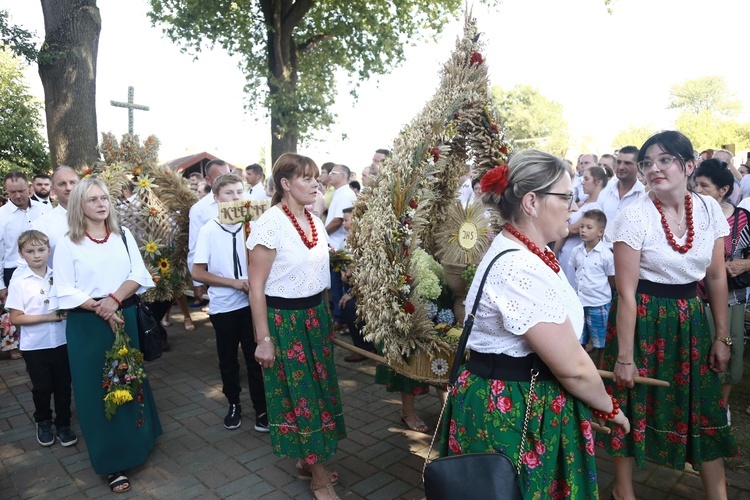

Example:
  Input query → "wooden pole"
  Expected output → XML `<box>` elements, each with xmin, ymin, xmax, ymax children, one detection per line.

<box><xmin>598</xmin><ymin>370</ymin><xmax>670</xmax><ymax>387</ymax></box>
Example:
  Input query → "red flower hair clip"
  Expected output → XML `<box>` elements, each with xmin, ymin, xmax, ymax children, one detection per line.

<box><xmin>480</xmin><ymin>164</ymin><xmax>510</xmax><ymax>195</ymax></box>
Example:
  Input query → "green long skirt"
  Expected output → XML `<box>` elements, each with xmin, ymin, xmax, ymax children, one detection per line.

<box><xmin>440</xmin><ymin>368</ymin><xmax>598</xmax><ymax>499</ymax></box>
<box><xmin>374</xmin><ymin>364</ymin><xmax>430</xmax><ymax>395</ymax></box>
<box><xmin>67</xmin><ymin>306</ymin><xmax>162</xmax><ymax>475</ymax></box>
<box><xmin>265</xmin><ymin>302</ymin><xmax>346</xmax><ymax>464</ymax></box>
<box><xmin>596</xmin><ymin>293</ymin><xmax>738</xmax><ymax>470</ymax></box>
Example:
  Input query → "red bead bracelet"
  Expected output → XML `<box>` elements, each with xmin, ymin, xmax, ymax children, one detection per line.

<box><xmin>592</xmin><ymin>395</ymin><xmax>620</xmax><ymax>421</ymax></box>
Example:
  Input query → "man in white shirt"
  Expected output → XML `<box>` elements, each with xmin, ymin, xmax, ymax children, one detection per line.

<box><xmin>244</xmin><ymin>163</ymin><xmax>270</xmax><ymax>200</ymax></box>
<box><xmin>0</xmin><ymin>171</ymin><xmax>51</xmax><ymax>302</ymax></box>
<box><xmin>31</xmin><ymin>166</ymin><xmax>80</xmax><ymax>262</ymax></box>
<box><xmin>326</xmin><ymin>165</ymin><xmax>357</xmax><ymax>251</ymax></box>
<box><xmin>30</xmin><ymin>174</ymin><xmax>53</xmax><ymax>205</ymax></box>
<box><xmin>326</xmin><ymin>165</ymin><xmax>358</xmax><ymax>327</ymax></box>
<box><xmin>713</xmin><ymin>149</ymin><xmax>742</xmax><ymax>205</ymax></box>
<box><xmin>599</xmin><ymin>146</ymin><xmax>645</xmax><ymax>226</ymax></box>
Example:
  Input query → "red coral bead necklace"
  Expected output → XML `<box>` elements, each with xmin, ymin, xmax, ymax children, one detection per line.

<box><xmin>85</xmin><ymin>227</ymin><xmax>111</xmax><ymax>244</ymax></box>
<box><xmin>281</xmin><ymin>204</ymin><xmax>318</xmax><ymax>249</ymax></box>
<box><xmin>503</xmin><ymin>223</ymin><xmax>561</xmax><ymax>273</ymax></box>
<box><xmin>653</xmin><ymin>193</ymin><xmax>694</xmax><ymax>253</ymax></box>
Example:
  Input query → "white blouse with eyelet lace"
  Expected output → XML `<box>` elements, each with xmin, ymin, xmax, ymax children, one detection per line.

<box><xmin>246</xmin><ymin>205</ymin><xmax>330</xmax><ymax>298</ymax></box>
<box><xmin>605</xmin><ymin>192</ymin><xmax>729</xmax><ymax>284</ymax></box>
<box><xmin>465</xmin><ymin>233</ymin><xmax>584</xmax><ymax>357</ymax></box>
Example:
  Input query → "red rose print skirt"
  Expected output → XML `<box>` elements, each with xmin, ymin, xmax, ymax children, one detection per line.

<box><xmin>597</xmin><ymin>293</ymin><xmax>738</xmax><ymax>470</ymax></box>
<box><xmin>265</xmin><ymin>302</ymin><xmax>346</xmax><ymax>463</ymax></box>
<box><xmin>439</xmin><ymin>369</ymin><xmax>598</xmax><ymax>499</ymax></box>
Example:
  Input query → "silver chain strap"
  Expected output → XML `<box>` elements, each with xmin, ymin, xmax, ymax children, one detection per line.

<box><xmin>516</xmin><ymin>368</ymin><xmax>538</xmax><ymax>475</ymax></box>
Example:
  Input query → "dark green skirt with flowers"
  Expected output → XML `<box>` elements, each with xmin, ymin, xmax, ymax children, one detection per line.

<box><xmin>439</xmin><ymin>368</ymin><xmax>598</xmax><ymax>499</ymax></box>
<box><xmin>596</xmin><ymin>293</ymin><xmax>738</xmax><ymax>470</ymax></box>
<box><xmin>265</xmin><ymin>302</ymin><xmax>346</xmax><ymax>464</ymax></box>
<box><xmin>67</xmin><ymin>306</ymin><xmax>162</xmax><ymax>475</ymax></box>
<box><xmin>374</xmin><ymin>364</ymin><xmax>430</xmax><ymax>395</ymax></box>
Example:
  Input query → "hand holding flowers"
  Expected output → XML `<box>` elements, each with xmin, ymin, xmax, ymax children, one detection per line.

<box><xmin>102</xmin><ymin>312</ymin><xmax>147</xmax><ymax>427</ymax></box>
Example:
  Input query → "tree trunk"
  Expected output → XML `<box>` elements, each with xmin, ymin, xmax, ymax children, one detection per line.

<box><xmin>263</xmin><ymin>0</ymin><xmax>312</xmax><ymax>164</ymax></box>
<box><xmin>38</xmin><ymin>0</ymin><xmax>101</xmax><ymax>169</ymax></box>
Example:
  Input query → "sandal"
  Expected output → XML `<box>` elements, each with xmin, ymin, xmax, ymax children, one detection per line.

<box><xmin>310</xmin><ymin>480</ymin><xmax>340</xmax><ymax>500</ymax></box>
<box><xmin>161</xmin><ymin>317</ymin><xmax>172</xmax><ymax>328</ymax></box>
<box><xmin>10</xmin><ymin>349</ymin><xmax>22</xmax><ymax>360</ymax></box>
<box><xmin>296</xmin><ymin>460</ymin><xmax>339</xmax><ymax>485</ymax></box>
<box><xmin>401</xmin><ymin>412</ymin><xmax>429</xmax><ymax>433</ymax></box>
<box><xmin>107</xmin><ymin>472</ymin><xmax>131</xmax><ymax>493</ymax></box>
<box><xmin>184</xmin><ymin>318</ymin><xmax>195</xmax><ymax>331</ymax></box>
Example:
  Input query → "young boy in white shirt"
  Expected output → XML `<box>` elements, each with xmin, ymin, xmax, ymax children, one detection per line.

<box><xmin>570</xmin><ymin>209</ymin><xmax>615</xmax><ymax>369</ymax></box>
<box><xmin>7</xmin><ymin>230</ymin><xmax>77</xmax><ymax>447</ymax></box>
<box><xmin>192</xmin><ymin>174</ymin><xmax>268</xmax><ymax>432</ymax></box>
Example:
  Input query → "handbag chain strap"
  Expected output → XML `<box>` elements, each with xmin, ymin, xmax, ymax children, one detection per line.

<box><xmin>424</xmin><ymin>248</ymin><xmax>541</xmax><ymax>479</ymax></box>
<box><xmin>730</xmin><ymin>208</ymin><xmax>740</xmax><ymax>259</ymax></box>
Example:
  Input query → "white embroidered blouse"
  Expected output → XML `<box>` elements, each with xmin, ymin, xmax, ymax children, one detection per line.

<box><xmin>465</xmin><ymin>233</ymin><xmax>584</xmax><ymax>357</ymax></box>
<box><xmin>605</xmin><ymin>193</ymin><xmax>729</xmax><ymax>284</ymax></box>
<box><xmin>246</xmin><ymin>205</ymin><xmax>330</xmax><ymax>298</ymax></box>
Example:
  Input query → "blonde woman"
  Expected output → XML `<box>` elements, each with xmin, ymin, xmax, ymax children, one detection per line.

<box><xmin>53</xmin><ymin>178</ymin><xmax>161</xmax><ymax>493</ymax></box>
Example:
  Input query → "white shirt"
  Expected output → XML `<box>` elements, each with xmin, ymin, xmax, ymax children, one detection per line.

<box><xmin>326</xmin><ymin>184</ymin><xmax>357</xmax><ymax>250</ymax></box>
<box><xmin>0</xmin><ymin>200</ymin><xmax>51</xmax><ymax>287</ymax></box>
<box><xmin>570</xmin><ymin>240</ymin><xmax>615</xmax><ymax>307</ymax></box>
<box><xmin>559</xmin><ymin>202</ymin><xmax>601</xmax><ymax>287</ymax></box>
<box><xmin>6</xmin><ymin>265</ymin><xmax>66</xmax><ymax>351</ymax></box>
<box><xmin>465</xmin><ymin>233</ymin><xmax>583</xmax><ymax>357</ymax></box>
<box><xmin>31</xmin><ymin>205</ymin><xmax>69</xmax><ymax>263</ymax></box>
<box><xmin>598</xmin><ymin>179</ymin><xmax>645</xmax><ymax>228</ymax></box>
<box><xmin>606</xmin><ymin>193</ymin><xmax>729</xmax><ymax>284</ymax></box>
<box><xmin>53</xmin><ymin>227</ymin><xmax>154</xmax><ymax>309</ymax></box>
<box><xmin>194</xmin><ymin>219</ymin><xmax>249</xmax><ymax>314</ymax></box>
<box><xmin>188</xmin><ymin>191</ymin><xmax>251</xmax><ymax>285</ymax></box>
<box><xmin>248</xmin><ymin>182</ymin><xmax>270</xmax><ymax>201</ymax></box>
<box><xmin>247</xmin><ymin>205</ymin><xmax>330</xmax><ymax>298</ymax></box>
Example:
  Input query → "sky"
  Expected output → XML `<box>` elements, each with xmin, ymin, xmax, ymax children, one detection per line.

<box><xmin>3</xmin><ymin>0</ymin><xmax>750</xmax><ymax>176</ymax></box>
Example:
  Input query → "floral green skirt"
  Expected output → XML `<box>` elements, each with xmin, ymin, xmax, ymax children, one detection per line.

<box><xmin>265</xmin><ymin>302</ymin><xmax>346</xmax><ymax>464</ymax></box>
<box><xmin>374</xmin><ymin>364</ymin><xmax>430</xmax><ymax>395</ymax></box>
<box><xmin>439</xmin><ymin>368</ymin><xmax>598</xmax><ymax>500</ymax></box>
<box><xmin>596</xmin><ymin>293</ymin><xmax>738</xmax><ymax>470</ymax></box>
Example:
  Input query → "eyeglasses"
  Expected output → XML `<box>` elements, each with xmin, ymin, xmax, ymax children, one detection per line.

<box><xmin>539</xmin><ymin>192</ymin><xmax>575</xmax><ymax>209</ymax></box>
<box><xmin>637</xmin><ymin>155</ymin><xmax>680</xmax><ymax>172</ymax></box>
<box><xmin>329</xmin><ymin>171</ymin><xmax>344</xmax><ymax>176</ymax></box>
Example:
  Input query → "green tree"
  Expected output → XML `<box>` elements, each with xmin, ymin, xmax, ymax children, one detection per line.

<box><xmin>668</xmin><ymin>75</ymin><xmax>741</xmax><ymax>117</ymax></box>
<box><xmin>676</xmin><ymin>110</ymin><xmax>750</xmax><ymax>152</ymax></box>
<box><xmin>491</xmin><ymin>84</ymin><xmax>570</xmax><ymax>157</ymax></box>
<box><xmin>147</xmin><ymin>0</ymin><xmax>498</xmax><ymax>162</ymax></box>
<box><xmin>0</xmin><ymin>49</ymin><xmax>50</xmax><ymax>177</ymax></box>
<box><xmin>0</xmin><ymin>9</ymin><xmax>37</xmax><ymax>63</ymax></box>
<box><xmin>612</xmin><ymin>125</ymin><xmax>658</xmax><ymax>150</ymax></box>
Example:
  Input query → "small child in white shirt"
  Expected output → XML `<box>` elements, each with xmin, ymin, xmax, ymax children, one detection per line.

<box><xmin>569</xmin><ymin>209</ymin><xmax>615</xmax><ymax>368</ymax></box>
<box><xmin>7</xmin><ymin>230</ymin><xmax>77</xmax><ymax>447</ymax></box>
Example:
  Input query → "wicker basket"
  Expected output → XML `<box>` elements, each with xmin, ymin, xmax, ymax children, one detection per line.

<box><xmin>390</xmin><ymin>345</ymin><xmax>457</xmax><ymax>386</ymax></box>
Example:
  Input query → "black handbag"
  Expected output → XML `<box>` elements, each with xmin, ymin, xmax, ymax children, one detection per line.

<box><xmin>423</xmin><ymin>248</ymin><xmax>535</xmax><ymax>500</ymax></box>
<box><xmin>728</xmin><ymin>209</ymin><xmax>750</xmax><ymax>290</ymax></box>
<box><xmin>121</xmin><ymin>231</ymin><xmax>162</xmax><ymax>361</ymax></box>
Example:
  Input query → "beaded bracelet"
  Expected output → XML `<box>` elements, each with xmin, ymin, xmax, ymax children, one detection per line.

<box><xmin>616</xmin><ymin>360</ymin><xmax>634</xmax><ymax>366</ymax></box>
<box><xmin>592</xmin><ymin>395</ymin><xmax>620</xmax><ymax>421</ymax></box>
<box><xmin>108</xmin><ymin>293</ymin><xmax>123</xmax><ymax>307</ymax></box>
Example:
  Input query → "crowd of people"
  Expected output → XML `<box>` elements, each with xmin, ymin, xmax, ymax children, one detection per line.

<box><xmin>0</xmin><ymin>132</ymin><xmax>747</xmax><ymax>498</ymax></box>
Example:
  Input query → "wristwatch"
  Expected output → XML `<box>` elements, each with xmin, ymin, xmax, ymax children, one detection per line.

<box><xmin>262</xmin><ymin>336</ymin><xmax>272</xmax><ymax>343</ymax></box>
<box><xmin>716</xmin><ymin>336</ymin><xmax>733</xmax><ymax>346</ymax></box>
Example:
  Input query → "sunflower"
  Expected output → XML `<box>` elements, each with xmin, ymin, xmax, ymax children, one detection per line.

<box><xmin>158</xmin><ymin>258</ymin><xmax>171</xmax><ymax>274</ymax></box>
<box><xmin>140</xmin><ymin>239</ymin><xmax>162</xmax><ymax>257</ymax></box>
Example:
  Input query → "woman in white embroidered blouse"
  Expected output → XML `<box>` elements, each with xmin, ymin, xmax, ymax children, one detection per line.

<box><xmin>53</xmin><ymin>178</ymin><xmax>160</xmax><ymax>494</ymax></box>
<box><xmin>247</xmin><ymin>154</ymin><xmax>345</xmax><ymax>500</ymax></box>
<box><xmin>599</xmin><ymin>131</ymin><xmax>738</xmax><ymax>500</ymax></box>
<box><xmin>439</xmin><ymin>150</ymin><xmax>629</xmax><ymax>499</ymax></box>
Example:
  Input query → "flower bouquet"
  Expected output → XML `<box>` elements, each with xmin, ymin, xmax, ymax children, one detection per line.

<box><xmin>329</xmin><ymin>248</ymin><xmax>353</xmax><ymax>273</ymax></box>
<box><xmin>102</xmin><ymin>312</ymin><xmax>146</xmax><ymax>426</ymax></box>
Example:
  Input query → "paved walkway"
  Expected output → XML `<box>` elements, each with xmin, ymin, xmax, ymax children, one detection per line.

<box><xmin>2</xmin><ymin>308</ymin><xmax>749</xmax><ymax>499</ymax></box>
